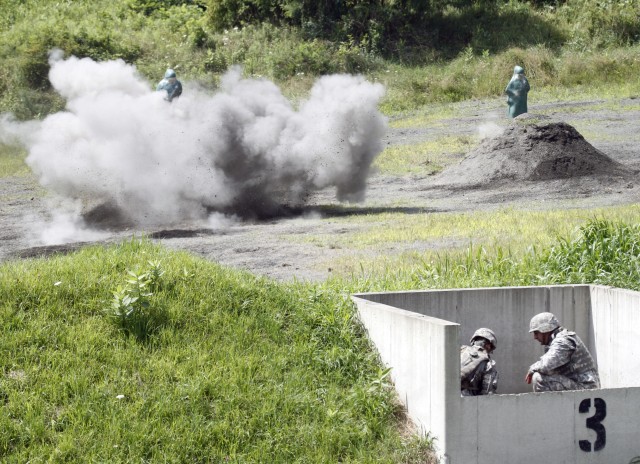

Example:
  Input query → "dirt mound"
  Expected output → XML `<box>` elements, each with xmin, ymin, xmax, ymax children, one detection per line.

<box><xmin>434</xmin><ymin>117</ymin><xmax>630</xmax><ymax>187</ymax></box>
<box><xmin>82</xmin><ymin>202</ymin><xmax>135</xmax><ymax>229</ymax></box>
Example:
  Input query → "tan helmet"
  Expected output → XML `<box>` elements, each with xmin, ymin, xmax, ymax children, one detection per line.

<box><xmin>529</xmin><ymin>312</ymin><xmax>560</xmax><ymax>333</ymax></box>
<box><xmin>470</xmin><ymin>328</ymin><xmax>497</xmax><ymax>350</ymax></box>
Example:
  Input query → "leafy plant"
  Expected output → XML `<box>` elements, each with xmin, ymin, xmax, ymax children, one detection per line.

<box><xmin>106</xmin><ymin>261</ymin><xmax>167</xmax><ymax>341</ymax></box>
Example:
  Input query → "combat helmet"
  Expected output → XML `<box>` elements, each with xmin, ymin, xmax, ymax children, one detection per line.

<box><xmin>470</xmin><ymin>328</ymin><xmax>497</xmax><ymax>350</ymax></box>
<box><xmin>164</xmin><ymin>68</ymin><xmax>177</xmax><ymax>79</ymax></box>
<box><xmin>528</xmin><ymin>312</ymin><xmax>560</xmax><ymax>333</ymax></box>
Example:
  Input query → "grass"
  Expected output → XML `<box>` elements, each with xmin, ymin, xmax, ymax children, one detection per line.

<box><xmin>0</xmin><ymin>240</ymin><xmax>434</xmax><ymax>462</ymax></box>
<box><xmin>2</xmin><ymin>0</ymin><xmax>640</xmax><ymax>459</ymax></box>
<box><xmin>0</xmin><ymin>145</ymin><xmax>29</xmax><ymax>177</ymax></box>
<box><xmin>2</xmin><ymin>1</ymin><xmax>640</xmax><ymax>119</ymax></box>
<box><xmin>329</xmin><ymin>218</ymin><xmax>640</xmax><ymax>293</ymax></box>
<box><xmin>374</xmin><ymin>136</ymin><xmax>475</xmax><ymax>176</ymax></box>
<box><xmin>297</xmin><ymin>205</ymin><xmax>640</xmax><ymax>251</ymax></box>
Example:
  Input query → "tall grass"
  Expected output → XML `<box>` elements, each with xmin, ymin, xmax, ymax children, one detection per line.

<box><xmin>1</xmin><ymin>0</ymin><xmax>640</xmax><ymax>118</ymax></box>
<box><xmin>326</xmin><ymin>218</ymin><xmax>640</xmax><ymax>294</ymax></box>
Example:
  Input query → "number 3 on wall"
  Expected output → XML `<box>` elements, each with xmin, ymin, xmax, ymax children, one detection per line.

<box><xmin>579</xmin><ymin>398</ymin><xmax>607</xmax><ymax>452</ymax></box>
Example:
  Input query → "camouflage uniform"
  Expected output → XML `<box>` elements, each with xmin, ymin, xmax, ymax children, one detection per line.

<box><xmin>461</xmin><ymin>331</ymin><xmax>499</xmax><ymax>396</ymax></box>
<box><xmin>528</xmin><ymin>327</ymin><xmax>600</xmax><ymax>392</ymax></box>
<box><xmin>461</xmin><ymin>353</ymin><xmax>498</xmax><ymax>396</ymax></box>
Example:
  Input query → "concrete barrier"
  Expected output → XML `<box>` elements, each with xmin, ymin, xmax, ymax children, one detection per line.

<box><xmin>352</xmin><ymin>285</ymin><xmax>640</xmax><ymax>463</ymax></box>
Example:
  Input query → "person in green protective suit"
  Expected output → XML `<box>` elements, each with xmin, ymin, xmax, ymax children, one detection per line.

<box><xmin>505</xmin><ymin>65</ymin><xmax>530</xmax><ymax>118</ymax></box>
<box><xmin>157</xmin><ymin>68</ymin><xmax>182</xmax><ymax>102</ymax></box>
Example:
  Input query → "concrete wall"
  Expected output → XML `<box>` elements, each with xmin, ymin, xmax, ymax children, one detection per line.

<box><xmin>354</xmin><ymin>285</ymin><xmax>595</xmax><ymax>395</ymax></box>
<box><xmin>456</xmin><ymin>388</ymin><xmax>640</xmax><ymax>464</ymax></box>
<box><xmin>352</xmin><ymin>285</ymin><xmax>640</xmax><ymax>463</ymax></box>
<box><xmin>354</xmin><ymin>299</ymin><xmax>458</xmax><ymax>447</ymax></box>
<box><xmin>590</xmin><ymin>286</ymin><xmax>640</xmax><ymax>388</ymax></box>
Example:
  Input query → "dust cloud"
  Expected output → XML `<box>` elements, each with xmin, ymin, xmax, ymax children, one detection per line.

<box><xmin>2</xmin><ymin>52</ymin><xmax>387</xmax><ymax>233</ymax></box>
<box><xmin>477</xmin><ymin>121</ymin><xmax>504</xmax><ymax>140</ymax></box>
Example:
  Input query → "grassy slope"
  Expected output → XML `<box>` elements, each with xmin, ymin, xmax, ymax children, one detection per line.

<box><xmin>0</xmin><ymin>240</ymin><xmax>431</xmax><ymax>462</ymax></box>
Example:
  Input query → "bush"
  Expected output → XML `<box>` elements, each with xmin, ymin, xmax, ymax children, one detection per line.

<box><xmin>555</xmin><ymin>0</ymin><xmax>640</xmax><ymax>49</ymax></box>
<box><xmin>129</xmin><ymin>0</ymin><xmax>206</xmax><ymax>15</ymax></box>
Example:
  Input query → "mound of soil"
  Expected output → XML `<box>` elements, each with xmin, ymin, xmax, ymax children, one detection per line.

<box><xmin>434</xmin><ymin>116</ymin><xmax>630</xmax><ymax>186</ymax></box>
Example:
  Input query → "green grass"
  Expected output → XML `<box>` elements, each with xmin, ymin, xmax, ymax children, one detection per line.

<box><xmin>3</xmin><ymin>0</ymin><xmax>640</xmax><ymax>459</ymax></box>
<box><xmin>298</xmin><ymin>205</ymin><xmax>640</xmax><ymax>250</ymax></box>
<box><xmin>292</xmin><ymin>205</ymin><xmax>640</xmax><ymax>278</ymax></box>
<box><xmin>0</xmin><ymin>240</ymin><xmax>433</xmax><ymax>463</ymax></box>
<box><xmin>328</xmin><ymin>218</ymin><xmax>640</xmax><ymax>294</ymax></box>
<box><xmin>2</xmin><ymin>0</ymin><xmax>640</xmax><ymax>118</ymax></box>
<box><xmin>374</xmin><ymin>136</ymin><xmax>475</xmax><ymax>176</ymax></box>
<box><xmin>0</xmin><ymin>145</ymin><xmax>29</xmax><ymax>177</ymax></box>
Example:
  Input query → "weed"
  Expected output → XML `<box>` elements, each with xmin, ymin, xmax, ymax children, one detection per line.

<box><xmin>105</xmin><ymin>261</ymin><xmax>166</xmax><ymax>342</ymax></box>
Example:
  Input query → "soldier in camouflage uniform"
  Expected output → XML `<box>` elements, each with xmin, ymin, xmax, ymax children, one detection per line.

<box><xmin>525</xmin><ymin>312</ymin><xmax>600</xmax><ymax>392</ymax></box>
<box><xmin>461</xmin><ymin>328</ymin><xmax>499</xmax><ymax>396</ymax></box>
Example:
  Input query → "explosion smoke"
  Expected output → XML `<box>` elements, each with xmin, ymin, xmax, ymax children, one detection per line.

<box><xmin>2</xmin><ymin>53</ymin><xmax>386</xmax><ymax>227</ymax></box>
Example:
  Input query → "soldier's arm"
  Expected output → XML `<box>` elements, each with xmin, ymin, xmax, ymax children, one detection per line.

<box><xmin>482</xmin><ymin>364</ymin><xmax>498</xmax><ymax>394</ymax></box>
<box><xmin>529</xmin><ymin>337</ymin><xmax>576</xmax><ymax>374</ymax></box>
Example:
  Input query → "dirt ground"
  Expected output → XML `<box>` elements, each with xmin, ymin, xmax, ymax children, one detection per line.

<box><xmin>2</xmin><ymin>96</ymin><xmax>640</xmax><ymax>281</ymax></box>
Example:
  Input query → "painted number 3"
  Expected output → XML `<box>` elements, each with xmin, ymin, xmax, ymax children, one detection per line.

<box><xmin>579</xmin><ymin>398</ymin><xmax>606</xmax><ymax>452</ymax></box>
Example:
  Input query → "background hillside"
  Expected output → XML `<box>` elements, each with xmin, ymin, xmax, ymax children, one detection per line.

<box><xmin>1</xmin><ymin>0</ymin><xmax>639</xmax><ymax>119</ymax></box>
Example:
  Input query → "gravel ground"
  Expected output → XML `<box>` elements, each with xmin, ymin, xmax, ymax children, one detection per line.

<box><xmin>2</xmin><ymin>96</ymin><xmax>640</xmax><ymax>281</ymax></box>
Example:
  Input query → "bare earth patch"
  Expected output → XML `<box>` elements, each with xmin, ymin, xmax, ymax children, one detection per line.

<box><xmin>2</xmin><ymin>97</ymin><xmax>640</xmax><ymax>281</ymax></box>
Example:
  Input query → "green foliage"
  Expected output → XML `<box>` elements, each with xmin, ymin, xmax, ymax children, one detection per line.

<box><xmin>206</xmin><ymin>0</ymin><xmax>284</xmax><ymax>30</ymax></box>
<box><xmin>106</xmin><ymin>261</ymin><xmax>167</xmax><ymax>342</ymax></box>
<box><xmin>202</xmin><ymin>23</ymin><xmax>382</xmax><ymax>79</ymax></box>
<box><xmin>1</xmin><ymin>0</ymin><xmax>640</xmax><ymax>117</ymax></box>
<box><xmin>128</xmin><ymin>0</ymin><xmax>206</xmax><ymax>15</ymax></box>
<box><xmin>0</xmin><ymin>240</ymin><xmax>430</xmax><ymax>461</ymax></box>
<box><xmin>537</xmin><ymin>219</ymin><xmax>640</xmax><ymax>288</ymax></box>
<box><xmin>337</xmin><ymin>218</ymin><xmax>640</xmax><ymax>294</ymax></box>
<box><xmin>554</xmin><ymin>0</ymin><xmax>640</xmax><ymax>49</ymax></box>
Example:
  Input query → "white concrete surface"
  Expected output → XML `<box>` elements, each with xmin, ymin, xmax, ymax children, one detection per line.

<box><xmin>352</xmin><ymin>285</ymin><xmax>640</xmax><ymax>463</ymax></box>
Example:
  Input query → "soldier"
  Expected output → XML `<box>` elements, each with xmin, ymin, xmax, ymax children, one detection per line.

<box><xmin>156</xmin><ymin>68</ymin><xmax>183</xmax><ymax>102</ymax></box>
<box><xmin>505</xmin><ymin>65</ymin><xmax>530</xmax><ymax>118</ymax></box>
<box><xmin>525</xmin><ymin>312</ymin><xmax>600</xmax><ymax>392</ymax></box>
<box><xmin>461</xmin><ymin>328</ymin><xmax>498</xmax><ymax>396</ymax></box>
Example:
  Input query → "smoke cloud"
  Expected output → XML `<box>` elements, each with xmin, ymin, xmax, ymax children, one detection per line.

<box><xmin>2</xmin><ymin>53</ymin><xmax>387</xmax><ymax>227</ymax></box>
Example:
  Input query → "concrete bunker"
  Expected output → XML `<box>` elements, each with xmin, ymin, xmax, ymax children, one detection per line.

<box><xmin>352</xmin><ymin>285</ymin><xmax>640</xmax><ymax>463</ymax></box>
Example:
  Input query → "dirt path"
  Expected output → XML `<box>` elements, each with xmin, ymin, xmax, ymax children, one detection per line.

<box><xmin>2</xmin><ymin>97</ymin><xmax>640</xmax><ymax>281</ymax></box>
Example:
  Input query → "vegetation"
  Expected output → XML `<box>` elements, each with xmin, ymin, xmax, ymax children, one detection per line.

<box><xmin>374</xmin><ymin>135</ymin><xmax>473</xmax><ymax>175</ymax></box>
<box><xmin>0</xmin><ymin>240</ymin><xmax>433</xmax><ymax>462</ymax></box>
<box><xmin>1</xmin><ymin>0</ymin><xmax>640</xmax><ymax>461</ymax></box>
<box><xmin>339</xmin><ymin>218</ymin><xmax>640</xmax><ymax>293</ymax></box>
<box><xmin>0</xmin><ymin>145</ymin><xmax>29</xmax><ymax>177</ymax></box>
<box><xmin>1</xmin><ymin>0</ymin><xmax>639</xmax><ymax>118</ymax></box>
